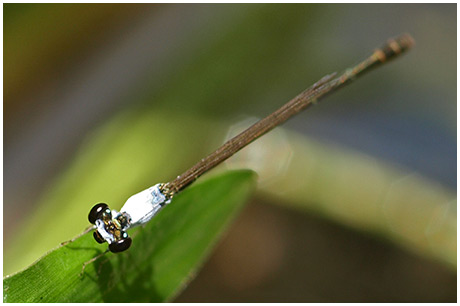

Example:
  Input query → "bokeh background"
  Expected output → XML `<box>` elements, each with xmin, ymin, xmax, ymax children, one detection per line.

<box><xmin>4</xmin><ymin>3</ymin><xmax>456</xmax><ymax>302</ymax></box>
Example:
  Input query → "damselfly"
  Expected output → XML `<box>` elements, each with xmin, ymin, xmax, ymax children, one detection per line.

<box><xmin>87</xmin><ymin>33</ymin><xmax>414</xmax><ymax>253</ymax></box>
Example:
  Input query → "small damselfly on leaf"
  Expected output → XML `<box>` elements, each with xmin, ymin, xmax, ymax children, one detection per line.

<box><xmin>87</xmin><ymin>33</ymin><xmax>415</xmax><ymax>253</ymax></box>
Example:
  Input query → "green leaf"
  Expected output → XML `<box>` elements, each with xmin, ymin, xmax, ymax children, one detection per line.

<box><xmin>4</xmin><ymin>170</ymin><xmax>256</xmax><ymax>302</ymax></box>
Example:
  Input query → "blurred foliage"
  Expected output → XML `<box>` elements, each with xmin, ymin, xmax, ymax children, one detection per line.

<box><xmin>4</xmin><ymin>3</ymin><xmax>146</xmax><ymax>112</ymax></box>
<box><xmin>225</xmin><ymin>128</ymin><xmax>456</xmax><ymax>267</ymax></box>
<box><xmin>140</xmin><ymin>4</ymin><xmax>321</xmax><ymax>116</ymax></box>
<box><xmin>4</xmin><ymin>170</ymin><xmax>256</xmax><ymax>302</ymax></box>
<box><xmin>4</xmin><ymin>4</ymin><xmax>456</xmax><ymax>300</ymax></box>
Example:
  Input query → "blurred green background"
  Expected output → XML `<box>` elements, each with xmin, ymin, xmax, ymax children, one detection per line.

<box><xmin>4</xmin><ymin>4</ymin><xmax>456</xmax><ymax>302</ymax></box>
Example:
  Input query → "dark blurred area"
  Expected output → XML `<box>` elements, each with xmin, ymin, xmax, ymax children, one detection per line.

<box><xmin>178</xmin><ymin>201</ymin><xmax>456</xmax><ymax>302</ymax></box>
<box><xmin>4</xmin><ymin>4</ymin><xmax>456</xmax><ymax>302</ymax></box>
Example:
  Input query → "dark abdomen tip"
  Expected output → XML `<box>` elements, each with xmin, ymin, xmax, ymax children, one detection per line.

<box><xmin>375</xmin><ymin>33</ymin><xmax>415</xmax><ymax>62</ymax></box>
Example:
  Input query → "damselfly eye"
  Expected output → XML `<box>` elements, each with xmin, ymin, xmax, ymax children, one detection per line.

<box><xmin>88</xmin><ymin>203</ymin><xmax>109</xmax><ymax>224</ymax></box>
<box><xmin>109</xmin><ymin>237</ymin><xmax>132</xmax><ymax>253</ymax></box>
<box><xmin>93</xmin><ymin>230</ymin><xmax>105</xmax><ymax>244</ymax></box>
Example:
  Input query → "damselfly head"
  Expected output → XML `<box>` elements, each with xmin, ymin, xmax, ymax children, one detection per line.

<box><xmin>88</xmin><ymin>203</ymin><xmax>132</xmax><ymax>253</ymax></box>
<box><xmin>87</xmin><ymin>184</ymin><xmax>171</xmax><ymax>253</ymax></box>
